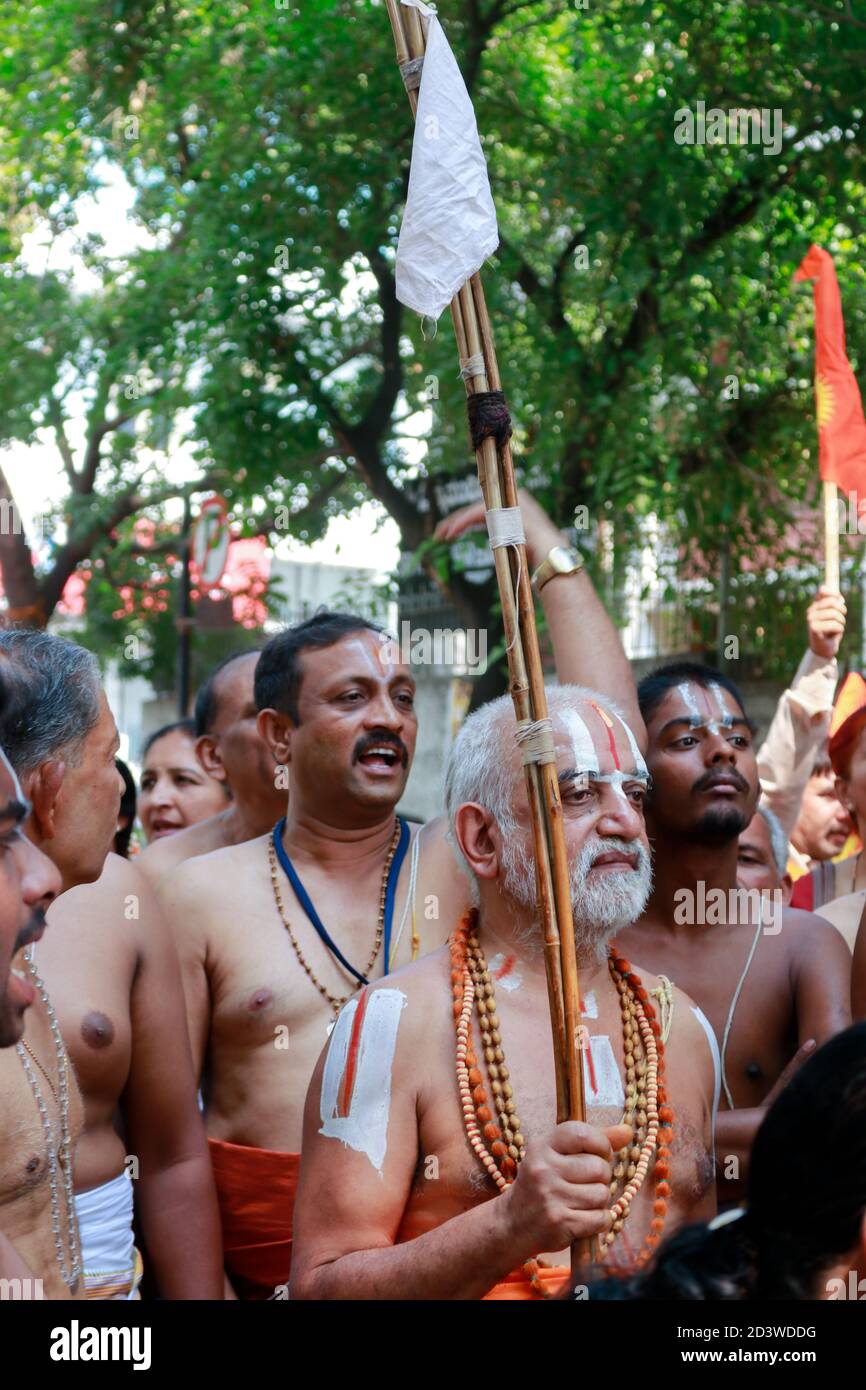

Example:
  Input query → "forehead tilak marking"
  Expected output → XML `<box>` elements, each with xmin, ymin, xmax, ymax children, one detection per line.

<box><xmin>676</xmin><ymin>681</ymin><xmax>734</xmax><ymax>736</ymax></box>
<box><xmin>561</xmin><ymin>707</ymin><xmax>600</xmax><ymax>777</ymax></box>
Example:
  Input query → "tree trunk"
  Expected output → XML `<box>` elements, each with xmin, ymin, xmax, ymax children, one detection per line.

<box><xmin>0</xmin><ymin>468</ymin><xmax>45</xmax><ymax>627</ymax></box>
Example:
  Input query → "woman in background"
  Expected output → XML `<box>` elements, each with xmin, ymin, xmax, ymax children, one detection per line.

<box><xmin>138</xmin><ymin>718</ymin><xmax>230</xmax><ymax>844</ymax></box>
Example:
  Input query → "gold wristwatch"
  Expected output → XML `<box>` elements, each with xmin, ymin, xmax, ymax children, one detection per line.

<box><xmin>531</xmin><ymin>545</ymin><xmax>584</xmax><ymax>594</ymax></box>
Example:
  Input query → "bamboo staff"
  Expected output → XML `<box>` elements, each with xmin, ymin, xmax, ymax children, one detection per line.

<box><xmin>382</xmin><ymin>0</ymin><xmax>587</xmax><ymax>1180</ymax></box>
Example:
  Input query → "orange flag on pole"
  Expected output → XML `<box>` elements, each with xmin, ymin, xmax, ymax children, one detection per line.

<box><xmin>794</xmin><ymin>245</ymin><xmax>866</xmax><ymax>503</ymax></box>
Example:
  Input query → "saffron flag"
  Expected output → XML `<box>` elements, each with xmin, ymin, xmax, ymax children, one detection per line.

<box><xmin>794</xmin><ymin>245</ymin><xmax>866</xmax><ymax>506</ymax></box>
<box><xmin>395</xmin><ymin>0</ymin><xmax>499</xmax><ymax>320</ymax></box>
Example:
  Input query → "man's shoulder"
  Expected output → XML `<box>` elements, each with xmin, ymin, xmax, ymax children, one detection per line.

<box><xmin>364</xmin><ymin>944</ymin><xmax>452</xmax><ymax>1038</ymax></box>
<box><xmin>782</xmin><ymin>902</ymin><xmax>855</xmax><ymax>953</ymax></box>
<box><xmin>137</xmin><ymin>816</ymin><xmax>227</xmax><ymax>881</ymax></box>
<box><xmin>157</xmin><ymin>835</ymin><xmax>269</xmax><ymax>923</ymax></box>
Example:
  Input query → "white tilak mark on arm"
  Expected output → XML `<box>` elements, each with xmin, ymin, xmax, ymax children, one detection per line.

<box><xmin>561</xmin><ymin>708</ymin><xmax>600</xmax><ymax>776</ymax></box>
<box><xmin>582</xmin><ymin>1036</ymin><xmax>626</xmax><ymax>1109</ymax></box>
<box><xmin>319</xmin><ymin>988</ymin><xmax>407</xmax><ymax>1174</ymax></box>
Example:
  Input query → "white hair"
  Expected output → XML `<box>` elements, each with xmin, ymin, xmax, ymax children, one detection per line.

<box><xmin>757</xmin><ymin>803</ymin><xmax>789</xmax><ymax>880</ymax></box>
<box><xmin>443</xmin><ymin>683</ymin><xmax>636</xmax><ymax>882</ymax></box>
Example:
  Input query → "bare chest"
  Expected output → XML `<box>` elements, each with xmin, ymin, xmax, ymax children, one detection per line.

<box><xmin>33</xmin><ymin>935</ymin><xmax>133</xmax><ymax>1111</ymax></box>
<box><xmin>401</xmin><ymin>990</ymin><xmax>712</xmax><ymax>1263</ymax></box>
<box><xmin>0</xmin><ymin>1007</ymin><xmax>84</xmax><ymax>1211</ymax></box>
<box><xmin>618</xmin><ymin>924</ymin><xmax>795</xmax><ymax>1100</ymax></box>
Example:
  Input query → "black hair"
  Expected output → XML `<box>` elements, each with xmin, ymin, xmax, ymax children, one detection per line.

<box><xmin>254</xmin><ymin>609</ymin><xmax>384</xmax><ymax>725</ymax></box>
<box><xmin>113</xmin><ymin>758</ymin><xmax>136</xmax><ymax>859</ymax></box>
<box><xmin>810</xmin><ymin>740</ymin><xmax>833</xmax><ymax>779</ymax></box>
<box><xmin>141</xmin><ymin>718</ymin><xmax>197</xmax><ymax>762</ymax></box>
<box><xmin>583</xmin><ymin>1022</ymin><xmax>866</xmax><ymax>1300</ymax></box>
<box><xmin>193</xmin><ymin>650</ymin><xmax>259</xmax><ymax>738</ymax></box>
<box><xmin>637</xmin><ymin>660</ymin><xmax>757</xmax><ymax>735</ymax></box>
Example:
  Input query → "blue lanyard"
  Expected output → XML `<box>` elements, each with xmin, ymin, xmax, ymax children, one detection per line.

<box><xmin>271</xmin><ymin>817</ymin><xmax>410</xmax><ymax>985</ymax></box>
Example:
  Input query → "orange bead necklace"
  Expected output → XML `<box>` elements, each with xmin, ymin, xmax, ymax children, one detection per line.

<box><xmin>450</xmin><ymin>909</ymin><xmax>673</xmax><ymax>1275</ymax></box>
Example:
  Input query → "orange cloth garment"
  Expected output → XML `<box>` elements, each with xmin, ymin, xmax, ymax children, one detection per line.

<box><xmin>208</xmin><ymin>1137</ymin><xmax>299</xmax><ymax>1300</ymax></box>
<box><xmin>483</xmin><ymin>1265</ymin><xmax>571</xmax><ymax>1300</ymax></box>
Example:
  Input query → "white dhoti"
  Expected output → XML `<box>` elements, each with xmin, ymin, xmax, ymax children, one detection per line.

<box><xmin>75</xmin><ymin>1171</ymin><xmax>142</xmax><ymax>1300</ymax></box>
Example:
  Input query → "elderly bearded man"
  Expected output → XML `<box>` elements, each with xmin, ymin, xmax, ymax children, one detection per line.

<box><xmin>291</xmin><ymin>687</ymin><xmax>719</xmax><ymax>1300</ymax></box>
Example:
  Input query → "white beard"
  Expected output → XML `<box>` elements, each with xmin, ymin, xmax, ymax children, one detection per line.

<box><xmin>500</xmin><ymin>831</ymin><xmax>652</xmax><ymax>961</ymax></box>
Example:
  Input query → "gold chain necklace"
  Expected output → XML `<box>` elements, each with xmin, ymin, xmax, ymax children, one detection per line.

<box><xmin>268</xmin><ymin>820</ymin><xmax>402</xmax><ymax>1016</ymax></box>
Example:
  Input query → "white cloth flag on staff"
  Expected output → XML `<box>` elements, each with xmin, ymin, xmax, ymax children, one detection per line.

<box><xmin>395</xmin><ymin>0</ymin><xmax>499</xmax><ymax>320</ymax></box>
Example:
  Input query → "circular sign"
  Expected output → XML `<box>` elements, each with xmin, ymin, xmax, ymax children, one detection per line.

<box><xmin>191</xmin><ymin>495</ymin><xmax>231</xmax><ymax>588</ymax></box>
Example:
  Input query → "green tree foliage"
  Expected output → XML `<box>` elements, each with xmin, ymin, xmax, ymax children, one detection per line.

<box><xmin>0</xmin><ymin>0</ymin><xmax>864</xmax><ymax>676</ymax></box>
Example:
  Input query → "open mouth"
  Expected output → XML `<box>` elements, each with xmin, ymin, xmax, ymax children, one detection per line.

<box><xmin>150</xmin><ymin>819</ymin><xmax>183</xmax><ymax>837</ymax></box>
<box><xmin>357</xmin><ymin>746</ymin><xmax>403</xmax><ymax>773</ymax></box>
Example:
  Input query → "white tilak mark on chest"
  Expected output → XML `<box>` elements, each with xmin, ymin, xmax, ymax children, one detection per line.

<box><xmin>319</xmin><ymin>988</ymin><xmax>406</xmax><ymax>1174</ymax></box>
<box><xmin>488</xmin><ymin>952</ymin><xmax>523</xmax><ymax>992</ymax></box>
<box><xmin>582</xmin><ymin>1035</ymin><xmax>626</xmax><ymax>1110</ymax></box>
<box><xmin>581</xmin><ymin>990</ymin><xmax>598</xmax><ymax>1019</ymax></box>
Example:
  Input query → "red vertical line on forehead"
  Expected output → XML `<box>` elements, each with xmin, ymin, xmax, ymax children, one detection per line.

<box><xmin>337</xmin><ymin>986</ymin><xmax>370</xmax><ymax>1118</ymax></box>
<box><xmin>698</xmin><ymin>685</ymin><xmax>714</xmax><ymax>719</ymax></box>
<box><xmin>588</xmin><ymin>700</ymin><xmax>620</xmax><ymax>770</ymax></box>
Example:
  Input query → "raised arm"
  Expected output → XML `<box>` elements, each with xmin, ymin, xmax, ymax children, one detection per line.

<box><xmin>123</xmin><ymin>863</ymin><xmax>223</xmax><ymax>1299</ymax></box>
<box><xmin>434</xmin><ymin>488</ymin><xmax>644</xmax><ymax>744</ymax></box>
<box><xmin>756</xmin><ymin>587</ymin><xmax>845</xmax><ymax>838</ymax></box>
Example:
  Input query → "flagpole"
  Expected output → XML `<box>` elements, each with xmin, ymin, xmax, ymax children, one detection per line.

<box><xmin>382</xmin><ymin>0</ymin><xmax>589</xmax><ymax>1268</ymax></box>
<box><xmin>824</xmin><ymin>480</ymin><xmax>840</xmax><ymax>591</ymax></box>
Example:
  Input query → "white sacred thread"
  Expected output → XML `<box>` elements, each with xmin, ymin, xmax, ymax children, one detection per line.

<box><xmin>320</xmin><ymin>989</ymin><xmax>406</xmax><ymax>1173</ymax></box>
<box><xmin>388</xmin><ymin>828</ymin><xmax>421</xmax><ymax>969</ymax></box>
<box><xmin>720</xmin><ymin>919</ymin><xmax>763</xmax><ymax>1111</ymax></box>
<box><xmin>485</xmin><ymin>507</ymin><xmax>526</xmax><ymax>652</ymax></box>
<box><xmin>515</xmin><ymin>717</ymin><xmax>557</xmax><ymax>767</ymax></box>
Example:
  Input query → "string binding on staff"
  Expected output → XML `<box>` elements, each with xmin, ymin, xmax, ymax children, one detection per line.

<box><xmin>400</xmin><ymin>56</ymin><xmax>424</xmax><ymax>89</ymax></box>
<box><xmin>459</xmin><ymin>352</ymin><xmax>485</xmax><ymax>380</ymax></box>
<box><xmin>515</xmin><ymin>717</ymin><xmax>557</xmax><ymax>766</ymax></box>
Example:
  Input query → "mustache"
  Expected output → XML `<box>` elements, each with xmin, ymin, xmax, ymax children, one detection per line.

<box><xmin>692</xmin><ymin>767</ymin><xmax>750</xmax><ymax>795</ymax></box>
<box><xmin>13</xmin><ymin>908</ymin><xmax>47</xmax><ymax>956</ymax></box>
<box><xmin>352</xmin><ymin>730</ymin><xmax>409</xmax><ymax>768</ymax></box>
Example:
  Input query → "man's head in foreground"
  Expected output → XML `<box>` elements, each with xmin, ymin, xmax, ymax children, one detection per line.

<box><xmin>0</xmin><ymin>630</ymin><xmax>124</xmax><ymax>892</ymax></box>
<box><xmin>255</xmin><ymin>610</ymin><xmax>418</xmax><ymax>826</ymax></box>
<box><xmin>0</xmin><ymin>739</ymin><xmax>62</xmax><ymax>1046</ymax></box>
<box><xmin>444</xmin><ymin>685</ymin><xmax>653</xmax><ymax>963</ymax></box>
<box><xmin>637</xmin><ymin>662</ymin><xmax>759</xmax><ymax>848</ymax></box>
